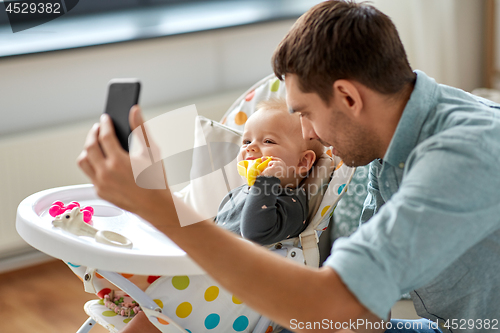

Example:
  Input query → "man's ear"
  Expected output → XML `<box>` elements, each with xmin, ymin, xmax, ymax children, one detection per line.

<box><xmin>298</xmin><ymin>150</ymin><xmax>316</xmax><ymax>177</ymax></box>
<box><xmin>333</xmin><ymin>80</ymin><xmax>363</xmax><ymax>118</ymax></box>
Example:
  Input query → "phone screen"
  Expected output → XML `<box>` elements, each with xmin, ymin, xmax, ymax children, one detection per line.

<box><xmin>104</xmin><ymin>80</ymin><xmax>141</xmax><ymax>152</ymax></box>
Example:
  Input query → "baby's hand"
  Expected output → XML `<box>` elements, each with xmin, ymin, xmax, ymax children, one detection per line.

<box><xmin>261</xmin><ymin>157</ymin><xmax>288</xmax><ymax>179</ymax></box>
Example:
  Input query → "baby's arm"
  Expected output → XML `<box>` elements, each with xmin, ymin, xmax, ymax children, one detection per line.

<box><xmin>240</xmin><ymin>176</ymin><xmax>308</xmax><ymax>245</ymax></box>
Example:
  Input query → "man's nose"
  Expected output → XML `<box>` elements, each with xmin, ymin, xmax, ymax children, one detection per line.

<box><xmin>300</xmin><ymin>116</ymin><xmax>319</xmax><ymax>141</ymax></box>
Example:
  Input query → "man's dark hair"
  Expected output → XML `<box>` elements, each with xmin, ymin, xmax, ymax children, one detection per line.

<box><xmin>272</xmin><ymin>0</ymin><xmax>416</xmax><ymax>103</ymax></box>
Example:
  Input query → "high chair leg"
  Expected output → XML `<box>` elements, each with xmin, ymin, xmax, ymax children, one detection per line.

<box><xmin>76</xmin><ymin>317</ymin><xmax>97</xmax><ymax>333</ymax></box>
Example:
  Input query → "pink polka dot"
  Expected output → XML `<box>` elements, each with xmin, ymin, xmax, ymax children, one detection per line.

<box><xmin>245</xmin><ymin>90</ymin><xmax>255</xmax><ymax>102</ymax></box>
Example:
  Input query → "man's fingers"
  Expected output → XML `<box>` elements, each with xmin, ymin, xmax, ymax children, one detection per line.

<box><xmin>129</xmin><ymin>105</ymin><xmax>145</xmax><ymax>131</ymax></box>
<box><xmin>99</xmin><ymin>113</ymin><xmax>125</xmax><ymax>157</ymax></box>
<box><xmin>77</xmin><ymin>150</ymin><xmax>96</xmax><ymax>180</ymax></box>
<box><xmin>81</xmin><ymin>123</ymin><xmax>105</xmax><ymax>166</ymax></box>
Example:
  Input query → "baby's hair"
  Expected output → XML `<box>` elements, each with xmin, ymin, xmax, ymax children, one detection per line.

<box><xmin>256</xmin><ymin>97</ymin><xmax>326</xmax><ymax>160</ymax></box>
<box><xmin>256</xmin><ymin>97</ymin><xmax>289</xmax><ymax>113</ymax></box>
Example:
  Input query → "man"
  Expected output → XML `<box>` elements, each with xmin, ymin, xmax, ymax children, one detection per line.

<box><xmin>78</xmin><ymin>1</ymin><xmax>500</xmax><ymax>332</ymax></box>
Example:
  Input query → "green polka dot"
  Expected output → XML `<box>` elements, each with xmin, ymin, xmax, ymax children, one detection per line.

<box><xmin>97</xmin><ymin>299</ymin><xmax>104</xmax><ymax>305</ymax></box>
<box><xmin>102</xmin><ymin>311</ymin><xmax>118</xmax><ymax>317</ymax></box>
<box><xmin>172</xmin><ymin>276</ymin><xmax>190</xmax><ymax>290</ymax></box>
<box><xmin>270</xmin><ymin>79</ymin><xmax>280</xmax><ymax>92</ymax></box>
<box><xmin>123</xmin><ymin>318</ymin><xmax>132</xmax><ymax>323</ymax></box>
<box><xmin>204</xmin><ymin>286</ymin><xmax>219</xmax><ymax>302</ymax></box>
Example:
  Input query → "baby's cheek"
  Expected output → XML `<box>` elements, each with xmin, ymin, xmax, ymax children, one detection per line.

<box><xmin>236</xmin><ymin>151</ymin><xmax>244</xmax><ymax>162</ymax></box>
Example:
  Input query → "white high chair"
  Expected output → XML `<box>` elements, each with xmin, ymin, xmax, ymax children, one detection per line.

<box><xmin>16</xmin><ymin>74</ymin><xmax>355</xmax><ymax>333</ymax></box>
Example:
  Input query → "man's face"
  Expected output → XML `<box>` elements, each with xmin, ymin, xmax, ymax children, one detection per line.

<box><xmin>285</xmin><ymin>74</ymin><xmax>375</xmax><ymax>167</ymax></box>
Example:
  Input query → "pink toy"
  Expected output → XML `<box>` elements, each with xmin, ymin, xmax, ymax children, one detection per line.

<box><xmin>49</xmin><ymin>200</ymin><xmax>94</xmax><ymax>224</ymax></box>
<box><xmin>103</xmin><ymin>290</ymin><xmax>141</xmax><ymax>318</ymax></box>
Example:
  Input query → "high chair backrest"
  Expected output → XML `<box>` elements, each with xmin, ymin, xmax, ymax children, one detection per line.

<box><xmin>219</xmin><ymin>74</ymin><xmax>356</xmax><ymax>267</ymax></box>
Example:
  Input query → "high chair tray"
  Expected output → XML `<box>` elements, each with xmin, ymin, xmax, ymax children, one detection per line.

<box><xmin>16</xmin><ymin>184</ymin><xmax>205</xmax><ymax>275</ymax></box>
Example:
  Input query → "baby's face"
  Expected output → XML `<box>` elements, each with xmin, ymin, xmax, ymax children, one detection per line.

<box><xmin>238</xmin><ymin>109</ymin><xmax>305</xmax><ymax>168</ymax></box>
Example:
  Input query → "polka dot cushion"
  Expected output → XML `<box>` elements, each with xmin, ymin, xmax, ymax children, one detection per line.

<box><xmin>221</xmin><ymin>75</ymin><xmax>286</xmax><ymax>130</ymax></box>
<box><xmin>69</xmin><ymin>261</ymin><xmax>274</xmax><ymax>332</ymax></box>
<box><xmin>144</xmin><ymin>275</ymin><xmax>263</xmax><ymax>332</ymax></box>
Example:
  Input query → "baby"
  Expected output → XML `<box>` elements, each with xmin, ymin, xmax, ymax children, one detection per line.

<box><xmin>216</xmin><ymin>98</ymin><xmax>324</xmax><ymax>245</ymax></box>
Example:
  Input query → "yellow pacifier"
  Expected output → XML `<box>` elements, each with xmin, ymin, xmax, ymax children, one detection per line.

<box><xmin>237</xmin><ymin>156</ymin><xmax>273</xmax><ymax>186</ymax></box>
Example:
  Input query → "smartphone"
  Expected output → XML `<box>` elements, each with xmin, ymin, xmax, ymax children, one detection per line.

<box><xmin>104</xmin><ymin>79</ymin><xmax>141</xmax><ymax>152</ymax></box>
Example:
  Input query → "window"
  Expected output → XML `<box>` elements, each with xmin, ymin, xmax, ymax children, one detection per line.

<box><xmin>1</xmin><ymin>0</ymin><xmax>318</xmax><ymax>57</ymax></box>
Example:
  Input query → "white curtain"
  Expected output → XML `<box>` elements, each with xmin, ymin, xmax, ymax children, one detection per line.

<box><xmin>368</xmin><ymin>0</ymin><xmax>484</xmax><ymax>92</ymax></box>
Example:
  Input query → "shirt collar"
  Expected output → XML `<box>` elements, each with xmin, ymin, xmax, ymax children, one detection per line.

<box><xmin>383</xmin><ymin>70</ymin><xmax>438</xmax><ymax>168</ymax></box>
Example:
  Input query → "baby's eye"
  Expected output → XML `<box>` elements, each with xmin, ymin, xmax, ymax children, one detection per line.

<box><xmin>264</xmin><ymin>139</ymin><xmax>275</xmax><ymax>144</ymax></box>
<box><xmin>242</xmin><ymin>140</ymin><xmax>251</xmax><ymax>145</ymax></box>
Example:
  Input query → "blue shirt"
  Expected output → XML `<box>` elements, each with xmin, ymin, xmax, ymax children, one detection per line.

<box><xmin>324</xmin><ymin>71</ymin><xmax>500</xmax><ymax>331</ymax></box>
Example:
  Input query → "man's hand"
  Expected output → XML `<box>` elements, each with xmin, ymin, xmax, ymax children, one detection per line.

<box><xmin>77</xmin><ymin>106</ymin><xmax>171</xmax><ymax>218</ymax></box>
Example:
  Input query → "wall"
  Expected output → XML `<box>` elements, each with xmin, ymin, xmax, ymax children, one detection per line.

<box><xmin>0</xmin><ymin>19</ymin><xmax>296</xmax><ymax>264</ymax></box>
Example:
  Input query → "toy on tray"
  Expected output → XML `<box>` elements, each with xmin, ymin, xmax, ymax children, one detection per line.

<box><xmin>51</xmin><ymin>202</ymin><xmax>133</xmax><ymax>249</ymax></box>
<box><xmin>237</xmin><ymin>156</ymin><xmax>272</xmax><ymax>186</ymax></box>
<box><xmin>49</xmin><ymin>201</ymin><xmax>94</xmax><ymax>224</ymax></box>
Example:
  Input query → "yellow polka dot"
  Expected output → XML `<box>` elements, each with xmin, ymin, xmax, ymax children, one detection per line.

<box><xmin>204</xmin><ymin>286</ymin><xmax>219</xmax><ymax>302</ymax></box>
<box><xmin>335</xmin><ymin>160</ymin><xmax>344</xmax><ymax>171</ymax></box>
<box><xmin>172</xmin><ymin>276</ymin><xmax>190</xmax><ymax>290</ymax></box>
<box><xmin>97</xmin><ymin>299</ymin><xmax>104</xmax><ymax>305</ymax></box>
<box><xmin>176</xmin><ymin>302</ymin><xmax>192</xmax><ymax>318</ymax></box>
<box><xmin>121</xmin><ymin>273</ymin><xmax>133</xmax><ymax>278</ymax></box>
<box><xmin>321</xmin><ymin>205</ymin><xmax>331</xmax><ymax>217</ymax></box>
<box><xmin>234</xmin><ymin>111</ymin><xmax>248</xmax><ymax>126</ymax></box>
<box><xmin>123</xmin><ymin>318</ymin><xmax>132</xmax><ymax>324</ymax></box>
<box><xmin>326</xmin><ymin>149</ymin><xmax>332</xmax><ymax>157</ymax></box>
<box><xmin>232</xmin><ymin>295</ymin><xmax>243</xmax><ymax>304</ymax></box>
<box><xmin>154</xmin><ymin>299</ymin><xmax>164</xmax><ymax>309</ymax></box>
